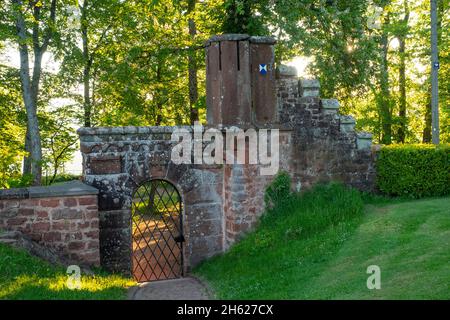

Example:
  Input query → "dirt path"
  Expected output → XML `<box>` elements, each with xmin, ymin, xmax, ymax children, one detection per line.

<box><xmin>128</xmin><ymin>277</ymin><xmax>212</xmax><ymax>300</ymax></box>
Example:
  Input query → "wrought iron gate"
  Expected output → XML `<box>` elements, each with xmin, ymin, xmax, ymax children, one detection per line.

<box><xmin>131</xmin><ymin>179</ymin><xmax>184</xmax><ymax>282</ymax></box>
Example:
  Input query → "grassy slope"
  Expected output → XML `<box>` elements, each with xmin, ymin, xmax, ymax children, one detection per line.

<box><xmin>195</xmin><ymin>189</ymin><xmax>450</xmax><ymax>299</ymax></box>
<box><xmin>306</xmin><ymin>198</ymin><xmax>450</xmax><ymax>299</ymax></box>
<box><xmin>0</xmin><ymin>244</ymin><xmax>134</xmax><ymax>299</ymax></box>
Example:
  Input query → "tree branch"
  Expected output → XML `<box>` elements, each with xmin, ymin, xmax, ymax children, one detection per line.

<box><xmin>40</xmin><ymin>0</ymin><xmax>57</xmax><ymax>52</ymax></box>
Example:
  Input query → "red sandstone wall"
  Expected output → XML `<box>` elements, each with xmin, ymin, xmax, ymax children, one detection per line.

<box><xmin>0</xmin><ymin>195</ymin><xmax>100</xmax><ymax>266</ymax></box>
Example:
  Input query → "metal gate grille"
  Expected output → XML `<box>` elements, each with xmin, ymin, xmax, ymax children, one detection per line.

<box><xmin>131</xmin><ymin>179</ymin><xmax>183</xmax><ymax>282</ymax></box>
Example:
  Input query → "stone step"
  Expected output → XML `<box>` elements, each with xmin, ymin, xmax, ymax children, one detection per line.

<box><xmin>340</xmin><ymin>115</ymin><xmax>356</xmax><ymax>133</ymax></box>
<box><xmin>356</xmin><ymin>132</ymin><xmax>373</xmax><ymax>150</ymax></box>
<box><xmin>321</xmin><ymin>99</ymin><xmax>340</xmax><ymax>114</ymax></box>
<box><xmin>300</xmin><ymin>79</ymin><xmax>320</xmax><ymax>97</ymax></box>
<box><xmin>0</xmin><ymin>238</ymin><xmax>18</xmax><ymax>245</ymax></box>
<box><xmin>0</xmin><ymin>231</ymin><xmax>21</xmax><ymax>240</ymax></box>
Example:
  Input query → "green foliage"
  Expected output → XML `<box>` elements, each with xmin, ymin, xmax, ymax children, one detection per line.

<box><xmin>1</xmin><ymin>0</ymin><xmax>449</xmax><ymax>188</ymax></box>
<box><xmin>376</xmin><ymin>144</ymin><xmax>450</xmax><ymax>198</ymax></box>
<box><xmin>42</xmin><ymin>173</ymin><xmax>80</xmax><ymax>186</ymax></box>
<box><xmin>0</xmin><ymin>65</ymin><xmax>26</xmax><ymax>189</ymax></box>
<box><xmin>264</xmin><ymin>171</ymin><xmax>292</xmax><ymax>209</ymax></box>
<box><xmin>221</xmin><ymin>0</ymin><xmax>267</xmax><ymax>35</ymax></box>
<box><xmin>40</xmin><ymin>106</ymin><xmax>79</xmax><ymax>184</ymax></box>
<box><xmin>4</xmin><ymin>174</ymin><xmax>33</xmax><ymax>189</ymax></box>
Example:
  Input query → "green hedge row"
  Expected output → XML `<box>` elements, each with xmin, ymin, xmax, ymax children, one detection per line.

<box><xmin>376</xmin><ymin>144</ymin><xmax>450</xmax><ymax>198</ymax></box>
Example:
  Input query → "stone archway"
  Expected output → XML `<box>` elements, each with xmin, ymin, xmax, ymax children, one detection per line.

<box><xmin>131</xmin><ymin>179</ymin><xmax>184</xmax><ymax>282</ymax></box>
<box><xmin>77</xmin><ymin>34</ymin><xmax>376</xmax><ymax>277</ymax></box>
<box><xmin>78</xmin><ymin>126</ymin><xmax>225</xmax><ymax>275</ymax></box>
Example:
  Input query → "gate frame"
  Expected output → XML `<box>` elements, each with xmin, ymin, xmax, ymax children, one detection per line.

<box><xmin>129</xmin><ymin>176</ymin><xmax>187</xmax><ymax>281</ymax></box>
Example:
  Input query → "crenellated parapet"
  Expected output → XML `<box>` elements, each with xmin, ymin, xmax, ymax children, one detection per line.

<box><xmin>276</xmin><ymin>64</ymin><xmax>376</xmax><ymax>191</ymax></box>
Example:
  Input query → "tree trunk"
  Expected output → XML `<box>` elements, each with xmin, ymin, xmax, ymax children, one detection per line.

<box><xmin>188</xmin><ymin>0</ymin><xmax>199</xmax><ymax>124</ymax></box>
<box><xmin>81</xmin><ymin>0</ymin><xmax>92</xmax><ymax>127</ymax></box>
<box><xmin>423</xmin><ymin>89</ymin><xmax>432</xmax><ymax>143</ymax></box>
<box><xmin>430</xmin><ymin>0</ymin><xmax>440</xmax><ymax>144</ymax></box>
<box><xmin>397</xmin><ymin>36</ymin><xmax>406</xmax><ymax>143</ymax></box>
<box><xmin>423</xmin><ymin>0</ymin><xmax>443</xmax><ymax>143</ymax></box>
<box><xmin>397</xmin><ymin>1</ymin><xmax>409</xmax><ymax>143</ymax></box>
<box><xmin>14</xmin><ymin>2</ymin><xmax>43</xmax><ymax>185</ymax></box>
<box><xmin>18</xmin><ymin>48</ymin><xmax>42</xmax><ymax>186</ymax></box>
<box><xmin>379</xmin><ymin>13</ymin><xmax>392</xmax><ymax>145</ymax></box>
<box><xmin>22</xmin><ymin>127</ymin><xmax>32</xmax><ymax>175</ymax></box>
<box><xmin>154</xmin><ymin>60</ymin><xmax>163</xmax><ymax>126</ymax></box>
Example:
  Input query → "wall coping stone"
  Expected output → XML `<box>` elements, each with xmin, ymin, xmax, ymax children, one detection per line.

<box><xmin>205</xmin><ymin>34</ymin><xmax>276</xmax><ymax>45</ymax></box>
<box><xmin>78</xmin><ymin>126</ymin><xmax>187</xmax><ymax>136</ymax></box>
<box><xmin>0</xmin><ymin>188</ymin><xmax>29</xmax><ymax>200</ymax></box>
<box><xmin>277</xmin><ymin>65</ymin><xmax>298</xmax><ymax>77</ymax></box>
<box><xmin>0</xmin><ymin>180</ymin><xmax>99</xmax><ymax>200</ymax></box>
<box><xmin>249</xmin><ymin>36</ymin><xmax>277</xmax><ymax>44</ymax></box>
<box><xmin>78</xmin><ymin>125</ymin><xmax>293</xmax><ymax>137</ymax></box>
<box><xmin>299</xmin><ymin>79</ymin><xmax>320</xmax><ymax>97</ymax></box>
<box><xmin>356</xmin><ymin>132</ymin><xmax>373</xmax><ymax>139</ymax></box>
<box><xmin>321</xmin><ymin>99</ymin><xmax>340</xmax><ymax>110</ymax></box>
<box><xmin>340</xmin><ymin>115</ymin><xmax>356</xmax><ymax>124</ymax></box>
<box><xmin>207</xmin><ymin>34</ymin><xmax>250</xmax><ymax>43</ymax></box>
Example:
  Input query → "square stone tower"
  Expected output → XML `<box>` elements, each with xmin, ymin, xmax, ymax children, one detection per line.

<box><xmin>205</xmin><ymin>34</ymin><xmax>277</xmax><ymax>126</ymax></box>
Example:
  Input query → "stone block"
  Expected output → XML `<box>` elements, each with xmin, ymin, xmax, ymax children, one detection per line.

<box><xmin>32</xmin><ymin>222</ymin><xmax>50</xmax><ymax>231</ymax></box>
<box><xmin>19</xmin><ymin>208</ymin><xmax>34</xmax><ymax>216</ymax></box>
<box><xmin>186</xmin><ymin>203</ymin><xmax>222</xmax><ymax>221</ymax></box>
<box><xmin>99</xmin><ymin>210</ymin><xmax>130</xmax><ymax>229</ymax></box>
<box><xmin>78</xmin><ymin>196</ymin><xmax>97</xmax><ymax>206</ymax></box>
<box><xmin>40</xmin><ymin>199</ymin><xmax>60</xmax><ymax>208</ymax></box>
<box><xmin>356</xmin><ymin>132</ymin><xmax>373</xmax><ymax>150</ymax></box>
<box><xmin>340</xmin><ymin>115</ymin><xmax>356</xmax><ymax>133</ymax></box>
<box><xmin>299</xmin><ymin>79</ymin><xmax>320</xmax><ymax>97</ymax></box>
<box><xmin>52</xmin><ymin>208</ymin><xmax>83</xmax><ymax>220</ymax></box>
<box><xmin>276</xmin><ymin>64</ymin><xmax>297</xmax><ymax>78</ymax></box>
<box><xmin>68</xmin><ymin>241</ymin><xmax>86</xmax><ymax>251</ymax></box>
<box><xmin>90</xmin><ymin>155</ymin><xmax>122</xmax><ymax>175</ymax></box>
<box><xmin>63</xmin><ymin>198</ymin><xmax>78</xmax><ymax>207</ymax></box>
<box><xmin>321</xmin><ymin>99</ymin><xmax>340</xmax><ymax>115</ymax></box>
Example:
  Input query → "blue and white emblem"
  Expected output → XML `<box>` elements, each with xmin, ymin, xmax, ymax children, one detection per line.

<box><xmin>259</xmin><ymin>64</ymin><xmax>267</xmax><ymax>75</ymax></box>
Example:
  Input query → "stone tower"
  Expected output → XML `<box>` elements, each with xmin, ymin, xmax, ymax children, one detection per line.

<box><xmin>205</xmin><ymin>34</ymin><xmax>278</xmax><ymax>126</ymax></box>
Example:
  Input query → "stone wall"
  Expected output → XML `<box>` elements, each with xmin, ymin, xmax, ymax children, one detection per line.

<box><xmin>77</xmin><ymin>34</ymin><xmax>376</xmax><ymax>274</ymax></box>
<box><xmin>78</xmin><ymin>126</ymin><xmax>224</xmax><ymax>273</ymax></box>
<box><xmin>0</xmin><ymin>181</ymin><xmax>100</xmax><ymax>266</ymax></box>
<box><xmin>276</xmin><ymin>68</ymin><xmax>376</xmax><ymax>192</ymax></box>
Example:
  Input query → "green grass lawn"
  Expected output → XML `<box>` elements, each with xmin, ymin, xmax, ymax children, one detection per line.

<box><xmin>195</xmin><ymin>185</ymin><xmax>450</xmax><ymax>299</ymax></box>
<box><xmin>1</xmin><ymin>183</ymin><xmax>448</xmax><ymax>300</ymax></box>
<box><xmin>0</xmin><ymin>244</ymin><xmax>134</xmax><ymax>299</ymax></box>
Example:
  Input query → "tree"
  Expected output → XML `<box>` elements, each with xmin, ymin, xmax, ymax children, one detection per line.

<box><xmin>40</xmin><ymin>106</ymin><xmax>78</xmax><ymax>184</ymax></box>
<box><xmin>396</xmin><ymin>0</ymin><xmax>410</xmax><ymax>143</ymax></box>
<box><xmin>187</xmin><ymin>0</ymin><xmax>199</xmax><ymax>124</ymax></box>
<box><xmin>430</xmin><ymin>0</ymin><xmax>439</xmax><ymax>144</ymax></box>
<box><xmin>0</xmin><ymin>0</ymin><xmax>60</xmax><ymax>185</ymax></box>
<box><xmin>377</xmin><ymin>4</ymin><xmax>393</xmax><ymax>144</ymax></box>
<box><xmin>0</xmin><ymin>64</ymin><xmax>28</xmax><ymax>188</ymax></box>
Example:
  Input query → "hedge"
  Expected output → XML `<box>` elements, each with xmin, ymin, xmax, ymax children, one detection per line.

<box><xmin>376</xmin><ymin>144</ymin><xmax>450</xmax><ymax>198</ymax></box>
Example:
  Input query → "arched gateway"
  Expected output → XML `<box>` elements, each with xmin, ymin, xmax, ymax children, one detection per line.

<box><xmin>131</xmin><ymin>179</ymin><xmax>184</xmax><ymax>282</ymax></box>
<box><xmin>78</xmin><ymin>34</ymin><xmax>375</xmax><ymax>279</ymax></box>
